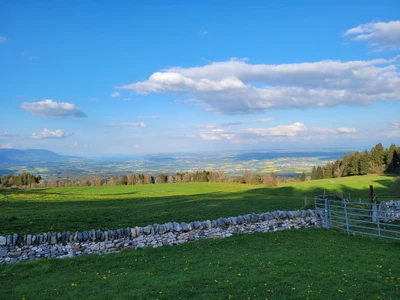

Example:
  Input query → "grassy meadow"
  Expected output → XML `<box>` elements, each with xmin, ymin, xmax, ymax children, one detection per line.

<box><xmin>1</xmin><ymin>229</ymin><xmax>399</xmax><ymax>300</ymax></box>
<box><xmin>1</xmin><ymin>174</ymin><xmax>399</xmax><ymax>299</ymax></box>
<box><xmin>0</xmin><ymin>174</ymin><xmax>398</xmax><ymax>236</ymax></box>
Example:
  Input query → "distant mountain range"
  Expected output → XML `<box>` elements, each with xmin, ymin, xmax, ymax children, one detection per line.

<box><xmin>0</xmin><ymin>149</ymin><xmax>85</xmax><ymax>164</ymax></box>
<box><xmin>0</xmin><ymin>147</ymin><xmax>347</xmax><ymax>179</ymax></box>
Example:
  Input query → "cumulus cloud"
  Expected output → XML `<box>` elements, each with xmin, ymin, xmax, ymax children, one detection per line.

<box><xmin>337</xmin><ymin>127</ymin><xmax>358</xmax><ymax>134</ymax></box>
<box><xmin>111</xmin><ymin>92</ymin><xmax>120</xmax><ymax>98</ymax></box>
<box><xmin>247</xmin><ymin>122</ymin><xmax>307</xmax><ymax>137</ymax></box>
<box><xmin>21</xmin><ymin>100</ymin><xmax>87</xmax><ymax>117</ymax></box>
<box><xmin>117</xmin><ymin>56</ymin><xmax>400</xmax><ymax>114</ymax></box>
<box><xmin>108</xmin><ymin>122</ymin><xmax>146</xmax><ymax>129</ymax></box>
<box><xmin>0</xmin><ymin>36</ymin><xmax>6</xmax><ymax>43</ymax></box>
<box><xmin>31</xmin><ymin>128</ymin><xmax>73</xmax><ymax>139</ymax></box>
<box><xmin>344</xmin><ymin>21</ymin><xmax>400</xmax><ymax>50</ymax></box>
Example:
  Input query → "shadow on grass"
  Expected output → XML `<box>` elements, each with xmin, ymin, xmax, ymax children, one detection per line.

<box><xmin>0</xmin><ymin>175</ymin><xmax>398</xmax><ymax>235</ymax></box>
<box><xmin>0</xmin><ymin>186</ymin><xmax>300</xmax><ymax>235</ymax></box>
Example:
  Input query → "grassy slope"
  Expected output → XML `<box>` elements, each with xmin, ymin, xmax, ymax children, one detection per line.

<box><xmin>0</xmin><ymin>175</ymin><xmax>399</xmax><ymax>299</ymax></box>
<box><xmin>0</xmin><ymin>175</ymin><xmax>397</xmax><ymax>235</ymax></box>
<box><xmin>0</xmin><ymin>229</ymin><xmax>399</xmax><ymax>300</ymax></box>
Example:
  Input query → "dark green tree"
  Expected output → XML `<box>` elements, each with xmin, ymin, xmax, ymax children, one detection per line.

<box><xmin>311</xmin><ymin>166</ymin><xmax>317</xmax><ymax>180</ymax></box>
<box><xmin>316</xmin><ymin>166</ymin><xmax>324</xmax><ymax>179</ymax></box>
<box><xmin>359</xmin><ymin>150</ymin><xmax>371</xmax><ymax>175</ymax></box>
<box><xmin>300</xmin><ymin>172</ymin><xmax>306</xmax><ymax>182</ymax></box>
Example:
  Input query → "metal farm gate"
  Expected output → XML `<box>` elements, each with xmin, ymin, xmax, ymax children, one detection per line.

<box><xmin>315</xmin><ymin>194</ymin><xmax>400</xmax><ymax>241</ymax></box>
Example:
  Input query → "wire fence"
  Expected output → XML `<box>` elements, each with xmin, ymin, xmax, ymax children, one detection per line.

<box><xmin>315</xmin><ymin>196</ymin><xmax>400</xmax><ymax>241</ymax></box>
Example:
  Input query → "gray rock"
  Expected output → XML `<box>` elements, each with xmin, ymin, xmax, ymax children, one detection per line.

<box><xmin>205</xmin><ymin>220</ymin><xmax>212</xmax><ymax>229</ymax></box>
<box><xmin>216</xmin><ymin>218</ymin><xmax>225</xmax><ymax>227</ymax></box>
<box><xmin>143</xmin><ymin>226</ymin><xmax>152</xmax><ymax>235</ymax></box>
<box><xmin>90</xmin><ymin>244</ymin><xmax>100</xmax><ymax>251</ymax></box>
<box><xmin>12</xmin><ymin>233</ymin><xmax>18</xmax><ymax>245</ymax></box>
<box><xmin>50</xmin><ymin>234</ymin><xmax>57</xmax><ymax>244</ymax></box>
<box><xmin>0</xmin><ymin>236</ymin><xmax>6</xmax><ymax>246</ymax></box>
<box><xmin>181</xmin><ymin>223</ymin><xmax>189</xmax><ymax>232</ymax></box>
<box><xmin>158</xmin><ymin>225</ymin><xmax>166</xmax><ymax>234</ymax></box>
<box><xmin>250</xmin><ymin>214</ymin><xmax>259</xmax><ymax>222</ymax></box>
<box><xmin>137</xmin><ymin>243</ymin><xmax>146</xmax><ymax>248</ymax></box>
<box><xmin>173</xmin><ymin>222</ymin><xmax>182</xmax><ymax>232</ymax></box>
<box><xmin>0</xmin><ymin>248</ymin><xmax>8</xmax><ymax>257</ymax></box>
<box><xmin>165</xmin><ymin>222</ymin><xmax>174</xmax><ymax>232</ymax></box>
<box><xmin>286</xmin><ymin>211</ymin><xmax>294</xmax><ymax>219</ymax></box>
<box><xmin>7</xmin><ymin>235</ymin><xmax>13</xmax><ymax>246</ymax></box>
<box><xmin>26</xmin><ymin>234</ymin><xmax>32</xmax><ymax>246</ymax></box>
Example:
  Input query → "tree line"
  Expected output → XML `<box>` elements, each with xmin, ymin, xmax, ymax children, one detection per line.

<box><xmin>303</xmin><ymin>143</ymin><xmax>400</xmax><ymax>181</ymax></box>
<box><xmin>0</xmin><ymin>170</ymin><xmax>292</xmax><ymax>188</ymax></box>
<box><xmin>0</xmin><ymin>172</ymin><xmax>42</xmax><ymax>187</ymax></box>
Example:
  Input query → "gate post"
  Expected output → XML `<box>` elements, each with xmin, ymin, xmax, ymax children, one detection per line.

<box><xmin>324</xmin><ymin>198</ymin><xmax>329</xmax><ymax>229</ymax></box>
<box><xmin>370</xmin><ymin>185</ymin><xmax>374</xmax><ymax>221</ymax></box>
<box><xmin>344</xmin><ymin>200</ymin><xmax>349</xmax><ymax>235</ymax></box>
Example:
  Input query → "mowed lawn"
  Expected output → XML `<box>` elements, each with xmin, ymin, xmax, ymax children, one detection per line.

<box><xmin>0</xmin><ymin>174</ymin><xmax>398</xmax><ymax>235</ymax></box>
<box><xmin>0</xmin><ymin>229</ymin><xmax>399</xmax><ymax>300</ymax></box>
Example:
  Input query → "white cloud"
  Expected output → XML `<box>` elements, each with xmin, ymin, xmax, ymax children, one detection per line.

<box><xmin>200</xmin><ymin>133</ymin><xmax>222</xmax><ymax>140</ymax></box>
<box><xmin>344</xmin><ymin>21</ymin><xmax>400</xmax><ymax>50</ymax></box>
<box><xmin>111</xmin><ymin>92</ymin><xmax>120</xmax><ymax>98</ymax></box>
<box><xmin>71</xmin><ymin>141</ymin><xmax>79</xmax><ymax>148</ymax></box>
<box><xmin>117</xmin><ymin>56</ymin><xmax>400</xmax><ymax>114</ymax></box>
<box><xmin>108</xmin><ymin>122</ymin><xmax>146</xmax><ymax>129</ymax></box>
<box><xmin>200</xmin><ymin>30</ymin><xmax>208</xmax><ymax>35</ymax></box>
<box><xmin>247</xmin><ymin>122</ymin><xmax>307</xmax><ymax>137</ymax></box>
<box><xmin>0</xmin><ymin>36</ymin><xmax>6</xmax><ymax>43</ymax></box>
<box><xmin>21</xmin><ymin>100</ymin><xmax>87</xmax><ymax>117</ymax></box>
<box><xmin>198</xmin><ymin>118</ymin><xmax>273</xmax><ymax>130</ymax></box>
<box><xmin>0</xmin><ymin>132</ymin><xmax>10</xmax><ymax>137</ymax></box>
<box><xmin>198</xmin><ymin>122</ymin><xmax>359</xmax><ymax>143</ymax></box>
<box><xmin>138</xmin><ymin>115</ymin><xmax>160</xmax><ymax>120</ymax></box>
<box><xmin>251</xmin><ymin>118</ymin><xmax>273</xmax><ymax>123</ymax></box>
<box><xmin>31</xmin><ymin>128</ymin><xmax>73</xmax><ymax>139</ymax></box>
<box><xmin>0</xmin><ymin>143</ymin><xmax>13</xmax><ymax>149</ymax></box>
<box><xmin>337</xmin><ymin>127</ymin><xmax>358</xmax><ymax>134</ymax></box>
<box><xmin>391</xmin><ymin>121</ymin><xmax>400</xmax><ymax>129</ymax></box>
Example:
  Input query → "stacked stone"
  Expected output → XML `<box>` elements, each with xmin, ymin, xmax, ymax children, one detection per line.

<box><xmin>0</xmin><ymin>209</ymin><xmax>318</xmax><ymax>264</ymax></box>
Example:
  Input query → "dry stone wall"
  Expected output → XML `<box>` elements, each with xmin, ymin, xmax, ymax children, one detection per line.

<box><xmin>0</xmin><ymin>209</ymin><xmax>319</xmax><ymax>264</ymax></box>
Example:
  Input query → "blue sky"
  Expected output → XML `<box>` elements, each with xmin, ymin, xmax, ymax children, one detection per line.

<box><xmin>0</xmin><ymin>0</ymin><xmax>399</xmax><ymax>156</ymax></box>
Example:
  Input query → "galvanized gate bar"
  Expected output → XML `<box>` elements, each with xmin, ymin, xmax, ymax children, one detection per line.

<box><xmin>314</xmin><ymin>196</ymin><xmax>400</xmax><ymax>241</ymax></box>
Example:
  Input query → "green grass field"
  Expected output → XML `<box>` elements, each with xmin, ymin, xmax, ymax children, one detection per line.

<box><xmin>0</xmin><ymin>174</ymin><xmax>399</xmax><ymax>299</ymax></box>
<box><xmin>0</xmin><ymin>229</ymin><xmax>399</xmax><ymax>300</ymax></box>
<box><xmin>0</xmin><ymin>175</ymin><xmax>397</xmax><ymax>236</ymax></box>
